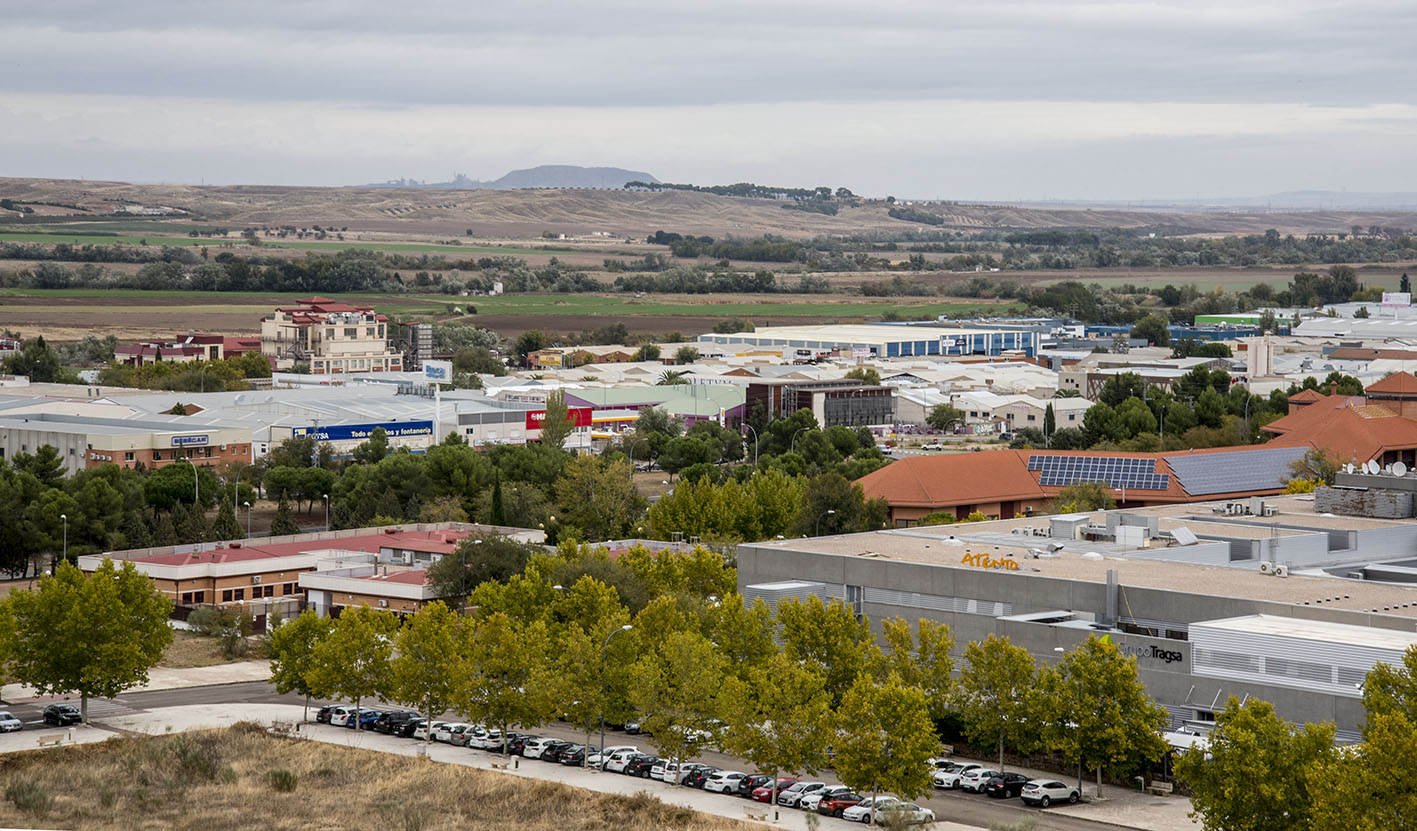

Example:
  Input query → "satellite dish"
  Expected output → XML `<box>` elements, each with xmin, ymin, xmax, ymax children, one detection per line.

<box><xmin>1344</xmin><ymin>463</ymin><xmax>1355</xmax><ymax>474</ymax></box>
<box><xmin>1366</xmin><ymin>460</ymin><xmax>1381</xmax><ymax>475</ymax></box>
<box><xmin>1396</xmin><ymin>462</ymin><xmax>1409</xmax><ymax>477</ymax></box>
<box><xmin>234</xmin><ymin>394</ymin><xmax>246</xmax><ymax>404</ymax></box>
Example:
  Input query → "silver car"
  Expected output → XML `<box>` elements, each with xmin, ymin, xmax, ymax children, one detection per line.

<box><xmin>0</xmin><ymin>711</ymin><xmax>21</xmax><ymax>732</ymax></box>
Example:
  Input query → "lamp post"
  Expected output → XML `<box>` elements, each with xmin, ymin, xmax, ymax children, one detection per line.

<box><xmin>790</xmin><ymin>427</ymin><xmax>809</xmax><ymax>456</ymax></box>
<box><xmin>815</xmin><ymin>508</ymin><xmax>836</xmax><ymax>536</ymax></box>
<box><xmin>243</xmin><ymin>501</ymin><xmax>251</xmax><ymax>538</ymax></box>
<box><xmin>59</xmin><ymin>512</ymin><xmax>67</xmax><ymax>569</ymax></box>
<box><xmin>743</xmin><ymin>424</ymin><xmax>759</xmax><ymax>465</ymax></box>
<box><xmin>322</xmin><ymin>493</ymin><xmax>329</xmax><ymax>532</ymax></box>
<box><xmin>191</xmin><ymin>462</ymin><xmax>199</xmax><ymax>505</ymax></box>
<box><xmin>598</xmin><ymin>624</ymin><xmax>633</xmax><ymax>768</ymax></box>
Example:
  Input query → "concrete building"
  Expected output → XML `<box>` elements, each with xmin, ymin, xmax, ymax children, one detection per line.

<box><xmin>738</xmin><ymin>494</ymin><xmax>1417</xmax><ymax>739</ymax></box>
<box><xmin>114</xmin><ymin>334</ymin><xmax>264</xmax><ymax>367</ymax></box>
<box><xmin>745</xmin><ymin>379</ymin><xmax>895</xmax><ymax>428</ymax></box>
<box><xmin>0</xmin><ymin>412</ymin><xmax>252</xmax><ymax>474</ymax></box>
<box><xmin>260</xmin><ymin>296</ymin><xmax>402</xmax><ymax>375</ymax></box>
<box><xmin>698</xmin><ymin>323</ymin><xmax>1039</xmax><ymax>359</ymax></box>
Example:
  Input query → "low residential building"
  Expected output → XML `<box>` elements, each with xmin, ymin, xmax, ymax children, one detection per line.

<box><xmin>260</xmin><ymin>296</ymin><xmax>402</xmax><ymax>374</ymax></box>
<box><xmin>115</xmin><ymin>334</ymin><xmax>264</xmax><ymax>367</ymax></box>
<box><xmin>0</xmin><ymin>412</ymin><xmax>252</xmax><ymax>474</ymax></box>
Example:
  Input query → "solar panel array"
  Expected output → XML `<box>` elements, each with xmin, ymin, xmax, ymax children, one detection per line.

<box><xmin>1027</xmin><ymin>455</ymin><xmax>1170</xmax><ymax>490</ymax></box>
<box><xmin>1163</xmin><ymin>446</ymin><xmax>1310</xmax><ymax>496</ymax></box>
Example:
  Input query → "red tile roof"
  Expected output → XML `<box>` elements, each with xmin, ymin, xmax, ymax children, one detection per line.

<box><xmin>1263</xmin><ymin>394</ymin><xmax>1365</xmax><ymax>435</ymax></box>
<box><xmin>1286</xmin><ymin>388</ymin><xmax>1327</xmax><ymax>403</ymax></box>
<box><xmin>1365</xmin><ymin>371</ymin><xmax>1417</xmax><ymax>396</ymax></box>
<box><xmin>131</xmin><ymin>529</ymin><xmax>470</xmax><ymax>566</ymax></box>
<box><xmin>1266</xmin><ymin>405</ymin><xmax>1417</xmax><ymax>464</ymax></box>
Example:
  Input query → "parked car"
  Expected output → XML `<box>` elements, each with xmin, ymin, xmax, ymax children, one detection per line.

<box><xmin>43</xmin><ymin>704</ymin><xmax>81</xmax><ymax>726</ymax></box>
<box><xmin>703</xmin><ymin>771</ymin><xmax>748</xmax><ymax>794</ymax></box>
<box><xmin>623</xmin><ymin>718</ymin><xmax>644</xmax><ymax>734</ymax></box>
<box><xmin>921</xmin><ymin>441</ymin><xmax>945</xmax><ymax>451</ymax></box>
<box><xmin>396</xmin><ymin>718</ymin><xmax>426</xmax><ymax>738</ymax></box>
<box><xmin>451</xmin><ymin>725</ymin><xmax>487</xmax><ymax>747</ymax></box>
<box><xmin>328</xmin><ymin>706</ymin><xmax>358</xmax><ymax>727</ymax></box>
<box><xmin>519</xmin><ymin>737</ymin><xmax>555</xmax><ymax>758</ymax></box>
<box><xmin>602</xmin><ymin>749</ymin><xmax>641</xmax><ymax>773</ymax></box>
<box><xmin>1020</xmin><ymin>779</ymin><xmax>1081</xmax><ymax>808</ymax></box>
<box><xmin>373</xmin><ymin>711</ymin><xmax>418</xmax><ymax>735</ymax></box>
<box><xmin>0</xmin><ymin>711</ymin><xmax>22</xmax><ymax>732</ymax></box>
<box><xmin>881</xmin><ymin>803</ymin><xmax>935</xmax><ymax>824</ymax></box>
<box><xmin>984</xmin><ymin>771</ymin><xmax>1032</xmax><ymax>799</ymax></box>
<box><xmin>587</xmin><ymin>745</ymin><xmax>638</xmax><ymax>768</ymax></box>
<box><xmin>538</xmin><ymin>740</ymin><xmax>573</xmax><ymax>761</ymax></box>
<box><xmin>751</xmin><ymin>778</ymin><xmax>798</xmax><ymax>803</ymax></box>
<box><xmin>412</xmin><ymin>720</ymin><xmax>447</xmax><ymax>741</ymax></box>
<box><xmin>737</xmin><ymin>774</ymin><xmax>773</xmax><ymax>798</ymax></box>
<box><xmin>681</xmin><ymin>766</ymin><xmax>720</xmax><ymax>788</ymax></box>
<box><xmin>934</xmin><ymin>762</ymin><xmax>983</xmax><ymax>789</ymax></box>
<box><xmin>315</xmin><ymin>705</ymin><xmax>335</xmax><ymax>724</ymax></box>
<box><xmin>557</xmin><ymin>745</ymin><xmax>588</xmax><ymax>766</ymax></box>
<box><xmin>801</xmin><ymin>785</ymin><xmax>852</xmax><ymax>812</ymax></box>
<box><xmin>816</xmin><ymin>791</ymin><xmax>864</xmax><ymax>818</ymax></box>
<box><xmin>506</xmin><ymin>734</ymin><xmax>538</xmax><ymax>756</ymax></box>
<box><xmin>651</xmin><ymin>760</ymin><xmax>699</xmax><ymax>782</ymax></box>
<box><xmin>960</xmin><ymin>768</ymin><xmax>1002</xmax><ymax>793</ymax></box>
<box><xmin>346</xmin><ymin>709</ymin><xmax>383</xmax><ymax>730</ymax></box>
<box><xmin>623</xmin><ymin>755</ymin><xmax>661</xmax><ymax>778</ymax></box>
<box><xmin>777</xmin><ymin>781</ymin><xmax>827</xmax><ymax>807</ymax></box>
<box><xmin>842</xmin><ymin>796</ymin><xmax>898</xmax><ymax>823</ymax></box>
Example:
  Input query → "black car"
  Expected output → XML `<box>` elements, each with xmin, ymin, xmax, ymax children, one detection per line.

<box><xmin>558</xmin><ymin>745</ymin><xmax>587</xmax><ymax>766</ymax></box>
<box><xmin>316</xmin><ymin>706</ymin><xmax>334</xmax><ymax>724</ymax></box>
<box><xmin>43</xmin><ymin>703</ymin><xmax>82</xmax><ymax>726</ymax></box>
<box><xmin>623</xmin><ymin>754</ymin><xmax>660</xmax><ymax>778</ymax></box>
<box><xmin>374</xmin><ymin>711</ymin><xmax>419</xmax><ymax>735</ymax></box>
<box><xmin>738</xmin><ymin>774</ymin><xmax>773</xmax><ymax>798</ymax></box>
<box><xmin>984</xmin><ymin>772</ymin><xmax>1032</xmax><ymax>799</ymax></box>
<box><xmin>507</xmin><ymin>734</ymin><xmax>537</xmax><ymax>755</ymax></box>
<box><xmin>396</xmin><ymin>718</ymin><xmax>427</xmax><ymax>738</ymax></box>
<box><xmin>538</xmin><ymin>740</ymin><xmax>573</xmax><ymax>761</ymax></box>
<box><xmin>681</xmin><ymin>766</ymin><xmax>720</xmax><ymax>789</ymax></box>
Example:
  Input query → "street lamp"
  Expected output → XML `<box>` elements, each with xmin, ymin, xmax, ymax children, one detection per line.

<box><xmin>322</xmin><ymin>493</ymin><xmax>329</xmax><ymax>532</ymax></box>
<box><xmin>790</xmin><ymin>427</ymin><xmax>809</xmax><ymax>455</ymax></box>
<box><xmin>191</xmin><ymin>461</ymin><xmax>200</xmax><ymax>505</ymax></box>
<box><xmin>815</xmin><ymin>508</ymin><xmax>836</xmax><ymax>536</ymax></box>
<box><xmin>59</xmin><ymin>513</ymin><xmax>67</xmax><ymax>568</ymax></box>
<box><xmin>598</xmin><ymin>624</ymin><xmax>634</xmax><ymax>768</ymax></box>
<box><xmin>243</xmin><ymin>501</ymin><xmax>251</xmax><ymax>538</ymax></box>
<box><xmin>743</xmin><ymin>424</ymin><xmax>759</xmax><ymax>465</ymax></box>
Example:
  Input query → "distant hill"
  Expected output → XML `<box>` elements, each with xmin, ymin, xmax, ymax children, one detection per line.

<box><xmin>367</xmin><ymin>165</ymin><xmax>659</xmax><ymax>191</ymax></box>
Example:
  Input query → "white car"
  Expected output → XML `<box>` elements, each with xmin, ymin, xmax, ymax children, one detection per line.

<box><xmin>1020</xmin><ymin>778</ymin><xmax>1081</xmax><ymax>807</ymax></box>
<box><xmin>649</xmin><ymin>761</ymin><xmax>681</xmax><ymax>782</ymax></box>
<box><xmin>880</xmin><ymin>803</ymin><xmax>935</xmax><ymax>824</ymax></box>
<box><xmin>451</xmin><ymin>725</ymin><xmax>486</xmax><ymax>747</ymax></box>
<box><xmin>800</xmin><ymin>785</ymin><xmax>852</xmax><ymax>812</ymax></box>
<box><xmin>520</xmin><ymin>737</ymin><xmax>558</xmax><ymax>758</ymax></box>
<box><xmin>934</xmin><ymin>762</ymin><xmax>983</xmax><ymax>789</ymax></box>
<box><xmin>921</xmin><ymin>441</ymin><xmax>945</xmax><ymax>451</ymax></box>
<box><xmin>843</xmin><ymin>796</ymin><xmax>899</xmax><ymax>823</ymax></box>
<box><xmin>412</xmin><ymin>720</ymin><xmax>446</xmax><ymax>741</ymax></box>
<box><xmin>0</xmin><ymin>711</ymin><xmax>21</xmax><ymax>732</ymax></box>
<box><xmin>434</xmin><ymin>722</ymin><xmax>471</xmax><ymax>744</ymax></box>
<box><xmin>328</xmin><ymin>706</ymin><xmax>358</xmax><ymax>727</ymax></box>
<box><xmin>603</xmin><ymin>749</ymin><xmax>640</xmax><ymax>773</ymax></box>
<box><xmin>703</xmin><ymin>771</ymin><xmax>748</xmax><ymax>794</ymax></box>
<box><xmin>778</xmin><ymin>781</ymin><xmax>826</xmax><ymax>807</ymax></box>
<box><xmin>959</xmin><ymin>767</ymin><xmax>1002</xmax><ymax>793</ymax></box>
<box><xmin>469</xmin><ymin>729</ymin><xmax>502</xmax><ymax>750</ymax></box>
<box><xmin>587</xmin><ymin>744</ymin><xmax>638</xmax><ymax>768</ymax></box>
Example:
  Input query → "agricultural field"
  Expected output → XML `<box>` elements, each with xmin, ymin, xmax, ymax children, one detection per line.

<box><xmin>0</xmin><ymin>725</ymin><xmax>744</xmax><ymax>831</ymax></box>
<box><xmin>0</xmin><ymin>288</ymin><xmax>1020</xmax><ymax>342</ymax></box>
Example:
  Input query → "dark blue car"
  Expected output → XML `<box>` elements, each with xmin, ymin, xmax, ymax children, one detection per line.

<box><xmin>345</xmin><ymin>709</ymin><xmax>384</xmax><ymax>730</ymax></box>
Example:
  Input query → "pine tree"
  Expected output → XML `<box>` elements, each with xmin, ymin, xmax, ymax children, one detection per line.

<box><xmin>213</xmin><ymin>497</ymin><xmax>243</xmax><ymax>541</ymax></box>
<box><xmin>490</xmin><ymin>474</ymin><xmax>506</xmax><ymax>526</ymax></box>
<box><xmin>1403</xmin><ymin>272</ymin><xmax>1412</xmax><ymax>295</ymax></box>
<box><xmin>122</xmin><ymin>511</ymin><xmax>153</xmax><ymax>550</ymax></box>
<box><xmin>1044</xmin><ymin>402</ymin><xmax>1056</xmax><ymax>439</ymax></box>
<box><xmin>150</xmin><ymin>511</ymin><xmax>178</xmax><ymax>547</ymax></box>
<box><xmin>181</xmin><ymin>503</ymin><xmax>212</xmax><ymax>543</ymax></box>
<box><xmin>374</xmin><ymin>489</ymin><xmax>401</xmax><ymax>520</ymax></box>
<box><xmin>270</xmin><ymin>498</ymin><xmax>301</xmax><ymax>537</ymax></box>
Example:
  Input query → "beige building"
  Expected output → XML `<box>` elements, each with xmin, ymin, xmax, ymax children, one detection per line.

<box><xmin>260</xmin><ymin>297</ymin><xmax>402</xmax><ymax>374</ymax></box>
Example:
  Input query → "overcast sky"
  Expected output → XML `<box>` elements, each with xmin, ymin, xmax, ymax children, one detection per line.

<box><xmin>4</xmin><ymin>0</ymin><xmax>1416</xmax><ymax>200</ymax></box>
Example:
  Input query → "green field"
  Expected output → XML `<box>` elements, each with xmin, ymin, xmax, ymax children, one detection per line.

<box><xmin>0</xmin><ymin>229</ymin><xmax>585</xmax><ymax>257</ymax></box>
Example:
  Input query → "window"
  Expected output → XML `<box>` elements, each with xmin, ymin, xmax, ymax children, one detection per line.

<box><xmin>326</xmin><ymin>328</ymin><xmax>335</xmax><ymax>339</ymax></box>
<box><xmin>264</xmin><ymin>584</ymin><xmax>275</xmax><ymax>598</ymax></box>
<box><xmin>234</xmin><ymin>588</ymin><xmax>245</xmax><ymax>601</ymax></box>
<box><xmin>366</xmin><ymin>327</ymin><xmax>376</xmax><ymax>337</ymax></box>
<box><xmin>1027</xmin><ymin>415</ymin><xmax>1036</xmax><ymax>422</ymax></box>
<box><xmin>125</xmin><ymin>452</ymin><xmax>135</xmax><ymax>461</ymax></box>
<box><xmin>283</xmin><ymin>583</ymin><xmax>294</xmax><ymax>596</ymax></box>
<box><xmin>68</xmin><ymin>447</ymin><xmax>75</xmax><ymax>456</ymax></box>
<box><xmin>194</xmin><ymin>591</ymin><xmax>206</xmax><ymax>604</ymax></box>
<box><xmin>845</xmin><ymin>585</ymin><xmax>863</xmax><ymax>619</ymax></box>
<box><xmin>152</xmin><ymin>451</ymin><xmax>162</xmax><ymax>461</ymax></box>
<box><xmin>344</xmin><ymin>327</ymin><xmax>357</xmax><ymax>338</ymax></box>
<box><xmin>222</xmin><ymin>589</ymin><xmax>233</xmax><ymax>602</ymax></box>
<box><xmin>182</xmin><ymin>592</ymin><xmax>192</xmax><ymax>605</ymax></box>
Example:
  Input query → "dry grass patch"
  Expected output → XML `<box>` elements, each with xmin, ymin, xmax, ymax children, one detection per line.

<box><xmin>0</xmin><ymin>723</ymin><xmax>752</xmax><ymax>831</ymax></box>
<box><xmin>158</xmin><ymin>630</ymin><xmax>266</xmax><ymax>669</ymax></box>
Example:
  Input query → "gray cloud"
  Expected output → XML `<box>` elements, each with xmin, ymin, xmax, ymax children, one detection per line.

<box><xmin>1</xmin><ymin>1</ymin><xmax>1416</xmax><ymax>197</ymax></box>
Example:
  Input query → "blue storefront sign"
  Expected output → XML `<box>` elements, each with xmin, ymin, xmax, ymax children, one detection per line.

<box><xmin>293</xmin><ymin>421</ymin><xmax>434</xmax><ymax>442</ymax></box>
<box><xmin>170</xmin><ymin>434</ymin><xmax>210</xmax><ymax>447</ymax></box>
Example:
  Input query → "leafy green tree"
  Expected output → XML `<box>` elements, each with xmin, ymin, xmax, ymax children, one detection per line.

<box><xmin>1098</xmin><ymin>373</ymin><xmax>1147</xmax><ymax>407</ymax></box>
<box><xmin>554</xmin><ymin>456</ymin><xmax>645</xmax><ymax>541</ymax></box>
<box><xmin>845</xmin><ymin>366</ymin><xmax>881</xmax><ymax>386</ymax></box>
<box><xmin>307</xmin><ymin>605</ymin><xmax>399</xmax><ymax>730</ymax></box>
<box><xmin>1309</xmin><ymin>712</ymin><xmax>1417</xmax><ymax>831</ymax></box>
<box><xmin>1040</xmin><ymin>636</ymin><xmax>1169</xmax><ymax>797</ymax></box>
<box><xmin>490</xmin><ymin>475</ymin><xmax>506</xmax><ymax>526</ymax></box>
<box><xmin>776</xmin><ymin>595</ymin><xmax>876</xmax><ymax>704</ymax></box>
<box><xmin>1361</xmin><ymin>644</ymin><xmax>1417</xmax><ymax>731</ymax></box>
<box><xmin>213</xmin><ymin>496</ymin><xmax>243</xmax><ymax>540</ymax></box>
<box><xmin>391</xmin><ymin>601</ymin><xmax>462</xmax><ymax>744</ymax></box>
<box><xmin>425</xmin><ymin>534</ymin><xmax>539</xmax><ymax>608</ymax></box>
<box><xmin>634</xmin><ymin>342</ymin><xmax>661</xmax><ymax>362</ymax></box>
<box><xmin>834</xmin><ymin>675</ymin><xmax>941</xmax><ymax>819</ymax></box>
<box><xmin>793</xmin><ymin>471</ymin><xmax>879</xmax><ymax>536</ymax></box>
<box><xmin>955</xmin><ymin>634</ymin><xmax>1040</xmax><ymax>769</ymax></box>
<box><xmin>538</xmin><ymin>389</ymin><xmax>574</xmax><ymax>452</ymax></box>
<box><xmin>6</xmin><ymin>559</ymin><xmax>173</xmax><ymax>722</ymax></box>
<box><xmin>877</xmin><ymin>617</ymin><xmax>954</xmax><ymax>719</ymax></box>
<box><xmin>1130</xmin><ymin>313</ymin><xmax>1171</xmax><ymax>346</ymax></box>
<box><xmin>1177</xmin><ymin>697</ymin><xmax>1334</xmax><ymax>831</ymax></box>
<box><xmin>269</xmin><ymin>497</ymin><xmax>300</xmax><ymax>536</ymax></box>
<box><xmin>351</xmin><ymin>426</ymin><xmax>390</xmax><ymax>465</ymax></box>
<box><xmin>719</xmin><ymin>652</ymin><xmax>836</xmax><ymax>811</ymax></box>
<box><xmin>631</xmin><ymin>629</ymin><xmax>727</xmax><ymax>774</ymax></box>
<box><xmin>926</xmin><ymin>403</ymin><xmax>966</xmax><ymax>431</ymax></box>
<box><xmin>552</xmin><ymin>615</ymin><xmax>636</xmax><ymax>765</ymax></box>
<box><xmin>456</xmin><ymin>612</ymin><xmax>556</xmax><ymax>758</ymax></box>
<box><xmin>708</xmin><ymin>594</ymin><xmax>777</xmax><ymax>680</ymax></box>
<box><xmin>267</xmin><ymin>608</ymin><xmax>333</xmax><ymax>722</ymax></box>
<box><xmin>513</xmin><ymin>330</ymin><xmax>548</xmax><ymax>366</ymax></box>
<box><xmin>2</xmin><ymin>336</ymin><xmax>67</xmax><ymax>382</ymax></box>
<box><xmin>12</xmin><ymin>445</ymin><xmax>64</xmax><ymax>489</ymax></box>
<box><xmin>1052</xmin><ymin>481</ymin><xmax>1115</xmax><ymax>512</ymax></box>
<box><xmin>674</xmin><ymin>346</ymin><xmax>700</xmax><ymax>364</ymax></box>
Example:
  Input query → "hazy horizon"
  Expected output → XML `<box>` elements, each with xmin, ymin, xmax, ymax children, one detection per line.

<box><xmin>5</xmin><ymin>1</ymin><xmax>1417</xmax><ymax>202</ymax></box>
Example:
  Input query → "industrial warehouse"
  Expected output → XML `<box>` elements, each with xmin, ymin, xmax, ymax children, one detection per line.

<box><xmin>740</xmin><ymin>475</ymin><xmax>1417</xmax><ymax>742</ymax></box>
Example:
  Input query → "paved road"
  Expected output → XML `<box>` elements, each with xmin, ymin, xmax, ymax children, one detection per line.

<box><xmin>8</xmin><ymin>683</ymin><xmax>1133</xmax><ymax>831</ymax></box>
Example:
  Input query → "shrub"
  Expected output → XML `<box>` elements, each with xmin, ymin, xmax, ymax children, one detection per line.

<box><xmin>267</xmin><ymin>769</ymin><xmax>298</xmax><ymax>792</ymax></box>
<box><xmin>5</xmin><ymin>779</ymin><xmax>53</xmax><ymax>817</ymax></box>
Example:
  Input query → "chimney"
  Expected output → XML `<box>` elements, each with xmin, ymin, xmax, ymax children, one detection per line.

<box><xmin>1330</xmin><ymin>381</ymin><xmax>1337</xmax><ymax>396</ymax></box>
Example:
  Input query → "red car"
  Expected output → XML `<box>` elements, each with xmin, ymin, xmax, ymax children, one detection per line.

<box><xmin>750</xmin><ymin>778</ymin><xmax>799</xmax><ymax>803</ymax></box>
<box><xmin>817</xmin><ymin>791</ymin><xmax>864</xmax><ymax>817</ymax></box>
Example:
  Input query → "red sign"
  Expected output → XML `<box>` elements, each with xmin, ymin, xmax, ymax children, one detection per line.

<box><xmin>525</xmin><ymin>407</ymin><xmax>594</xmax><ymax>430</ymax></box>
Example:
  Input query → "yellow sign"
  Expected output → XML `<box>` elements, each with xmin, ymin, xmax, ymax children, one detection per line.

<box><xmin>960</xmin><ymin>552</ymin><xmax>1019</xmax><ymax>571</ymax></box>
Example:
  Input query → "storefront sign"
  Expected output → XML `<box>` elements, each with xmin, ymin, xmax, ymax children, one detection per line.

<box><xmin>293</xmin><ymin>421</ymin><xmax>433</xmax><ymax>442</ymax></box>
<box><xmin>170</xmin><ymin>434</ymin><xmax>210</xmax><ymax>447</ymax></box>
<box><xmin>422</xmin><ymin>359</ymin><xmax>452</xmax><ymax>382</ymax></box>
<box><xmin>1101</xmin><ymin>634</ymin><xmax>1184</xmax><ymax>665</ymax></box>
<box><xmin>960</xmin><ymin>552</ymin><xmax>1020</xmax><ymax>571</ymax></box>
<box><xmin>525</xmin><ymin>407</ymin><xmax>594</xmax><ymax>430</ymax></box>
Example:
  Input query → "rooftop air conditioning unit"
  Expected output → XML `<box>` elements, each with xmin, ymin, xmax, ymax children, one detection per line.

<box><xmin>378</xmin><ymin>599</ymin><xmax>389</xmax><ymax>607</ymax></box>
<box><xmin>1275</xmin><ymin>565</ymin><xmax>1290</xmax><ymax>578</ymax></box>
<box><xmin>1263</xmin><ymin>506</ymin><xmax>1278</xmax><ymax>517</ymax></box>
<box><xmin>1259</xmin><ymin>562</ymin><xmax>1274</xmax><ymax>574</ymax></box>
<box><xmin>251</xmin><ymin>575</ymin><xmax>262</xmax><ymax>585</ymax></box>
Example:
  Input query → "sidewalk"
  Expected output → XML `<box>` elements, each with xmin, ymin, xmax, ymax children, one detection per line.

<box><xmin>0</xmin><ymin>660</ymin><xmax>272</xmax><ymax>702</ymax></box>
